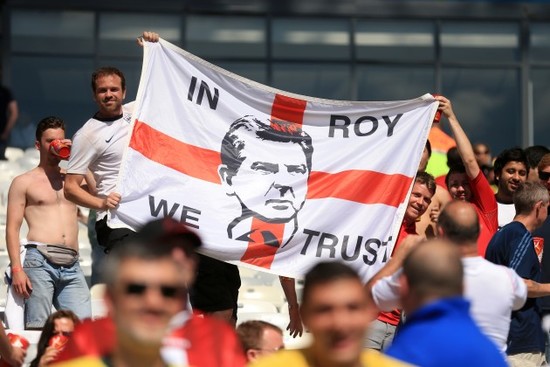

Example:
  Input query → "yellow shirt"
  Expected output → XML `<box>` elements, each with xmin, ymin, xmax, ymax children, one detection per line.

<box><xmin>52</xmin><ymin>356</ymin><xmax>108</xmax><ymax>367</ymax></box>
<box><xmin>249</xmin><ymin>349</ymin><xmax>413</xmax><ymax>367</ymax></box>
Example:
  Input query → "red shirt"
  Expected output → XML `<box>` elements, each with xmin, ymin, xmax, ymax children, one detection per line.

<box><xmin>469</xmin><ymin>171</ymin><xmax>498</xmax><ymax>256</ymax></box>
<box><xmin>55</xmin><ymin>314</ymin><xmax>246</xmax><ymax>367</ymax></box>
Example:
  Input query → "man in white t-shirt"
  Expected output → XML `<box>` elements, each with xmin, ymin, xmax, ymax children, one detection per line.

<box><xmin>64</xmin><ymin>32</ymin><xmax>159</xmax><ymax>255</ymax></box>
<box><xmin>368</xmin><ymin>200</ymin><xmax>527</xmax><ymax>353</ymax></box>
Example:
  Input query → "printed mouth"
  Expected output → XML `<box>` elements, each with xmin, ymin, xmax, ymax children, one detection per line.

<box><xmin>266</xmin><ymin>199</ymin><xmax>293</xmax><ymax>210</ymax></box>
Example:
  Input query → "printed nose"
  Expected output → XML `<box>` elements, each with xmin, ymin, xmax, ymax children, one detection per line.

<box><xmin>273</xmin><ymin>184</ymin><xmax>293</xmax><ymax>197</ymax></box>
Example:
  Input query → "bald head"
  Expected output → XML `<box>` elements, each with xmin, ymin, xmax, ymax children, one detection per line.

<box><xmin>437</xmin><ymin>201</ymin><xmax>480</xmax><ymax>246</ymax></box>
<box><xmin>401</xmin><ymin>240</ymin><xmax>463</xmax><ymax>313</ymax></box>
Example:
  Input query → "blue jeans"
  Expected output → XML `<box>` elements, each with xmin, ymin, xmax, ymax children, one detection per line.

<box><xmin>23</xmin><ymin>248</ymin><xmax>91</xmax><ymax>329</ymax></box>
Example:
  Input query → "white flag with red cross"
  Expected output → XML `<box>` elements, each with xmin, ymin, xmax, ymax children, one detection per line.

<box><xmin>111</xmin><ymin>39</ymin><xmax>437</xmax><ymax>281</ymax></box>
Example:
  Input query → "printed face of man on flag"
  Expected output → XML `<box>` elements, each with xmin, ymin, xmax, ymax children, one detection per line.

<box><xmin>218</xmin><ymin>115</ymin><xmax>313</xmax><ymax>224</ymax></box>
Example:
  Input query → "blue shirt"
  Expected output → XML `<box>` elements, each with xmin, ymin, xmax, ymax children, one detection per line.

<box><xmin>485</xmin><ymin>221</ymin><xmax>545</xmax><ymax>354</ymax></box>
<box><xmin>386</xmin><ymin>297</ymin><xmax>507</xmax><ymax>367</ymax></box>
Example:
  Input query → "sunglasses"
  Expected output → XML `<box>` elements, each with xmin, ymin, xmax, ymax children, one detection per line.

<box><xmin>539</xmin><ymin>171</ymin><xmax>550</xmax><ymax>181</ymax></box>
<box><xmin>123</xmin><ymin>282</ymin><xmax>186</xmax><ymax>299</ymax></box>
<box><xmin>52</xmin><ymin>331</ymin><xmax>73</xmax><ymax>337</ymax></box>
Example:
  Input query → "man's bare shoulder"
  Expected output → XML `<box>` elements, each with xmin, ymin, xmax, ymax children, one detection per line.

<box><xmin>10</xmin><ymin>168</ymin><xmax>42</xmax><ymax>189</ymax></box>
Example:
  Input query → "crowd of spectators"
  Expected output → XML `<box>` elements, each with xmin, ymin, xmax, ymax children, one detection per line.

<box><xmin>0</xmin><ymin>31</ymin><xmax>549</xmax><ymax>367</ymax></box>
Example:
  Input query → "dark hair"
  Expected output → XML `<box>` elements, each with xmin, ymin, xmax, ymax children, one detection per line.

<box><xmin>302</xmin><ymin>262</ymin><xmax>360</xmax><ymax>306</ymax></box>
<box><xmin>220</xmin><ymin>115</ymin><xmax>314</xmax><ymax>178</ymax></box>
<box><xmin>525</xmin><ymin>145</ymin><xmax>550</xmax><ymax>169</ymax></box>
<box><xmin>438</xmin><ymin>202</ymin><xmax>480</xmax><ymax>244</ymax></box>
<box><xmin>445</xmin><ymin>164</ymin><xmax>466</xmax><ymax>189</ymax></box>
<box><xmin>539</xmin><ymin>153</ymin><xmax>550</xmax><ymax>172</ymax></box>
<box><xmin>35</xmin><ymin>116</ymin><xmax>65</xmax><ymax>141</ymax></box>
<box><xmin>91</xmin><ymin>66</ymin><xmax>126</xmax><ymax>92</ymax></box>
<box><xmin>30</xmin><ymin>310</ymin><xmax>80</xmax><ymax>367</ymax></box>
<box><xmin>236</xmin><ymin>320</ymin><xmax>282</xmax><ymax>353</ymax></box>
<box><xmin>425</xmin><ymin>139</ymin><xmax>432</xmax><ymax>158</ymax></box>
<box><xmin>494</xmin><ymin>147</ymin><xmax>529</xmax><ymax>183</ymax></box>
<box><xmin>446</xmin><ymin>147</ymin><xmax>462</xmax><ymax>169</ymax></box>
<box><xmin>101</xmin><ymin>237</ymin><xmax>177</xmax><ymax>287</ymax></box>
<box><xmin>415</xmin><ymin>171</ymin><xmax>436</xmax><ymax>196</ymax></box>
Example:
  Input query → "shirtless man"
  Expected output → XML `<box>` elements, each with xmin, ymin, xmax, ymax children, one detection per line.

<box><xmin>6</xmin><ymin>116</ymin><xmax>91</xmax><ymax>329</ymax></box>
<box><xmin>416</xmin><ymin>140</ymin><xmax>452</xmax><ymax>238</ymax></box>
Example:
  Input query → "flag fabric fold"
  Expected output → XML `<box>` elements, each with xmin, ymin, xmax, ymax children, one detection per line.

<box><xmin>111</xmin><ymin>39</ymin><xmax>437</xmax><ymax>281</ymax></box>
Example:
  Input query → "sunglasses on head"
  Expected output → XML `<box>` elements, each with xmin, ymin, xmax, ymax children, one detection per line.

<box><xmin>123</xmin><ymin>282</ymin><xmax>186</xmax><ymax>299</ymax></box>
<box><xmin>539</xmin><ymin>171</ymin><xmax>550</xmax><ymax>181</ymax></box>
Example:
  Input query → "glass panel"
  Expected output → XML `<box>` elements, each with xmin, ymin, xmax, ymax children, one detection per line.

<box><xmin>11</xmin><ymin>10</ymin><xmax>94</xmax><ymax>54</ymax></box>
<box><xmin>531</xmin><ymin>68</ymin><xmax>550</xmax><ymax>147</ymax></box>
<box><xmin>272</xmin><ymin>18</ymin><xmax>350</xmax><ymax>60</ymax></box>
<box><xmin>441</xmin><ymin>22</ymin><xmax>519</xmax><ymax>63</ymax></box>
<box><xmin>530</xmin><ymin>23</ymin><xmax>550</xmax><ymax>63</ymax></box>
<box><xmin>11</xmin><ymin>56</ymin><xmax>94</xmax><ymax>148</ymax></box>
<box><xmin>356</xmin><ymin>66</ymin><xmax>434</xmax><ymax>101</ymax></box>
<box><xmin>215</xmin><ymin>62</ymin><xmax>267</xmax><ymax>85</ymax></box>
<box><xmin>442</xmin><ymin>68</ymin><xmax>520</xmax><ymax>155</ymax></box>
<box><xmin>272</xmin><ymin>63</ymin><xmax>351</xmax><ymax>100</ymax></box>
<box><xmin>187</xmin><ymin>16</ymin><xmax>266</xmax><ymax>58</ymax></box>
<box><xmin>99</xmin><ymin>13</ymin><xmax>181</xmax><ymax>57</ymax></box>
<box><xmin>355</xmin><ymin>20</ymin><xmax>435</xmax><ymax>62</ymax></box>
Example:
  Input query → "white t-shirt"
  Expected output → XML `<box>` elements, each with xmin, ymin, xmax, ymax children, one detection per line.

<box><xmin>372</xmin><ymin>256</ymin><xmax>527</xmax><ymax>353</ymax></box>
<box><xmin>67</xmin><ymin>109</ymin><xmax>133</xmax><ymax>221</ymax></box>
<box><xmin>497</xmin><ymin>201</ymin><xmax>516</xmax><ymax>229</ymax></box>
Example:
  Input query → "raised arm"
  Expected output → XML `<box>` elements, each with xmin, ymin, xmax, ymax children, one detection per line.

<box><xmin>435</xmin><ymin>95</ymin><xmax>480</xmax><ymax>179</ymax></box>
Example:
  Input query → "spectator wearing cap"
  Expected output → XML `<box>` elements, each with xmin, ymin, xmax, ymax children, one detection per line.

<box><xmin>52</xmin><ymin>217</ymin><xmax>246</xmax><ymax>367</ymax></box>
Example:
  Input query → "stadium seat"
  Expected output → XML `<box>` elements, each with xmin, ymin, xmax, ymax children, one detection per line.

<box><xmin>238</xmin><ymin>285</ymin><xmax>286</xmax><ymax>308</ymax></box>
<box><xmin>4</xmin><ymin>147</ymin><xmax>24</xmax><ymax>162</ymax></box>
<box><xmin>237</xmin><ymin>299</ymin><xmax>278</xmax><ymax>314</ymax></box>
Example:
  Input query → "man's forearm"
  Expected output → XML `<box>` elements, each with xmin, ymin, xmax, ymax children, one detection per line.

<box><xmin>447</xmin><ymin>115</ymin><xmax>479</xmax><ymax>179</ymax></box>
<box><xmin>6</xmin><ymin>226</ymin><xmax>23</xmax><ymax>267</ymax></box>
<box><xmin>64</xmin><ymin>177</ymin><xmax>104</xmax><ymax>210</ymax></box>
<box><xmin>524</xmin><ymin>279</ymin><xmax>550</xmax><ymax>298</ymax></box>
<box><xmin>279</xmin><ymin>276</ymin><xmax>299</xmax><ymax>306</ymax></box>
